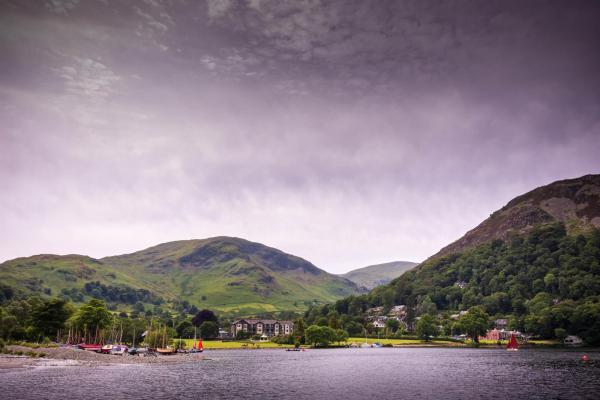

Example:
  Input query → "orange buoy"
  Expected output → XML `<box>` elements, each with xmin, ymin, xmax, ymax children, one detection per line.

<box><xmin>581</xmin><ymin>355</ymin><xmax>589</xmax><ymax>362</ymax></box>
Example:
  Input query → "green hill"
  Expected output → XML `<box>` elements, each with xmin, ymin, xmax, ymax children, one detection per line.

<box><xmin>308</xmin><ymin>174</ymin><xmax>600</xmax><ymax>344</ymax></box>
<box><xmin>0</xmin><ymin>237</ymin><xmax>362</xmax><ymax>316</ymax></box>
<box><xmin>340</xmin><ymin>261</ymin><xmax>417</xmax><ymax>289</ymax></box>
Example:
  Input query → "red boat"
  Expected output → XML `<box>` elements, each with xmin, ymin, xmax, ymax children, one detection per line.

<box><xmin>507</xmin><ymin>334</ymin><xmax>519</xmax><ymax>351</ymax></box>
<box><xmin>78</xmin><ymin>343</ymin><xmax>102</xmax><ymax>352</ymax></box>
<box><xmin>190</xmin><ymin>338</ymin><xmax>203</xmax><ymax>353</ymax></box>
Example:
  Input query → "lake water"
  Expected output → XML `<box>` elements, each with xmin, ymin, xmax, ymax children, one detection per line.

<box><xmin>2</xmin><ymin>348</ymin><xmax>599</xmax><ymax>400</ymax></box>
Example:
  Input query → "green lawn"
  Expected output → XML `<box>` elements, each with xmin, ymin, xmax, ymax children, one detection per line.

<box><xmin>176</xmin><ymin>337</ymin><xmax>464</xmax><ymax>349</ymax></box>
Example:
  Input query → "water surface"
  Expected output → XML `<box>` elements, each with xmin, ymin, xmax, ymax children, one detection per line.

<box><xmin>1</xmin><ymin>348</ymin><xmax>599</xmax><ymax>399</ymax></box>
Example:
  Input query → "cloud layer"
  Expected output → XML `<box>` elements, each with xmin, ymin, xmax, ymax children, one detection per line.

<box><xmin>1</xmin><ymin>0</ymin><xmax>599</xmax><ymax>272</ymax></box>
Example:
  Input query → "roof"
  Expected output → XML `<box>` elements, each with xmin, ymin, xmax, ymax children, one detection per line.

<box><xmin>232</xmin><ymin>319</ymin><xmax>294</xmax><ymax>325</ymax></box>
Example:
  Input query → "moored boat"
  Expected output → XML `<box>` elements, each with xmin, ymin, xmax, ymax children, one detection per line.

<box><xmin>110</xmin><ymin>345</ymin><xmax>129</xmax><ymax>355</ymax></box>
<box><xmin>101</xmin><ymin>344</ymin><xmax>113</xmax><ymax>354</ymax></box>
<box><xmin>78</xmin><ymin>343</ymin><xmax>102</xmax><ymax>352</ymax></box>
<box><xmin>189</xmin><ymin>328</ymin><xmax>203</xmax><ymax>353</ymax></box>
<box><xmin>507</xmin><ymin>334</ymin><xmax>519</xmax><ymax>351</ymax></box>
<box><xmin>156</xmin><ymin>347</ymin><xmax>176</xmax><ymax>355</ymax></box>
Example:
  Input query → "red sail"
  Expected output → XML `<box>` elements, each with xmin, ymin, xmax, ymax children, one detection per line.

<box><xmin>198</xmin><ymin>339</ymin><xmax>203</xmax><ymax>350</ymax></box>
<box><xmin>507</xmin><ymin>334</ymin><xmax>519</xmax><ymax>350</ymax></box>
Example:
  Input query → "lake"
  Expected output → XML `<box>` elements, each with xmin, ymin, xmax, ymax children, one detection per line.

<box><xmin>1</xmin><ymin>348</ymin><xmax>599</xmax><ymax>399</ymax></box>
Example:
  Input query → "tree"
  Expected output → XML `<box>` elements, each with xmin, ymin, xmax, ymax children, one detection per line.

<box><xmin>385</xmin><ymin>318</ymin><xmax>400</xmax><ymax>334</ymax></box>
<box><xmin>346</xmin><ymin>321</ymin><xmax>364</xmax><ymax>336</ymax></box>
<box><xmin>333</xmin><ymin>329</ymin><xmax>349</xmax><ymax>345</ymax></box>
<box><xmin>305</xmin><ymin>325</ymin><xmax>336</xmax><ymax>347</ymax></box>
<box><xmin>192</xmin><ymin>309</ymin><xmax>218</xmax><ymax>327</ymax></box>
<box><xmin>199</xmin><ymin>321</ymin><xmax>219</xmax><ymax>339</ymax></box>
<box><xmin>454</xmin><ymin>307</ymin><xmax>489</xmax><ymax>343</ymax></box>
<box><xmin>294</xmin><ymin>317</ymin><xmax>306</xmax><ymax>344</ymax></box>
<box><xmin>416</xmin><ymin>296</ymin><xmax>437</xmax><ymax>316</ymax></box>
<box><xmin>554</xmin><ymin>328</ymin><xmax>567</xmax><ymax>341</ymax></box>
<box><xmin>70</xmin><ymin>299</ymin><xmax>111</xmax><ymax>343</ymax></box>
<box><xmin>176</xmin><ymin>319</ymin><xmax>195</xmax><ymax>338</ymax></box>
<box><xmin>328</xmin><ymin>314</ymin><xmax>341</xmax><ymax>329</ymax></box>
<box><xmin>30</xmin><ymin>298</ymin><xmax>72</xmax><ymax>339</ymax></box>
<box><xmin>416</xmin><ymin>314</ymin><xmax>438</xmax><ymax>341</ymax></box>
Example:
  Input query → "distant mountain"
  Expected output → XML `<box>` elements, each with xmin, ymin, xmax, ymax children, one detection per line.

<box><xmin>340</xmin><ymin>261</ymin><xmax>417</xmax><ymax>289</ymax></box>
<box><xmin>0</xmin><ymin>237</ymin><xmax>362</xmax><ymax>316</ymax></box>
<box><xmin>433</xmin><ymin>174</ymin><xmax>600</xmax><ymax>259</ymax></box>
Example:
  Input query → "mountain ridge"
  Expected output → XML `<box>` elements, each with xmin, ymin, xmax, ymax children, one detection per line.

<box><xmin>0</xmin><ymin>236</ymin><xmax>362</xmax><ymax>316</ymax></box>
<box><xmin>431</xmin><ymin>174</ymin><xmax>600</xmax><ymax>259</ymax></box>
<box><xmin>340</xmin><ymin>261</ymin><xmax>417</xmax><ymax>290</ymax></box>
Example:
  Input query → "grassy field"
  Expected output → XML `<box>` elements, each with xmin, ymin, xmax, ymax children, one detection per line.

<box><xmin>176</xmin><ymin>338</ymin><xmax>464</xmax><ymax>349</ymax></box>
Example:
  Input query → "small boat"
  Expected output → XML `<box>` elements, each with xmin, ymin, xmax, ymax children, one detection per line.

<box><xmin>78</xmin><ymin>343</ymin><xmax>102</xmax><ymax>352</ymax></box>
<box><xmin>110</xmin><ymin>345</ymin><xmax>129</xmax><ymax>355</ymax></box>
<box><xmin>507</xmin><ymin>334</ymin><xmax>519</xmax><ymax>351</ymax></box>
<box><xmin>156</xmin><ymin>347</ymin><xmax>176</xmax><ymax>355</ymax></box>
<box><xmin>101</xmin><ymin>344</ymin><xmax>114</xmax><ymax>354</ymax></box>
<box><xmin>286</xmin><ymin>347</ymin><xmax>301</xmax><ymax>352</ymax></box>
<box><xmin>189</xmin><ymin>329</ymin><xmax>203</xmax><ymax>353</ymax></box>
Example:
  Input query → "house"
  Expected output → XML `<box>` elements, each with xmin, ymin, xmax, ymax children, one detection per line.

<box><xmin>231</xmin><ymin>319</ymin><xmax>294</xmax><ymax>337</ymax></box>
<box><xmin>366</xmin><ymin>306</ymin><xmax>384</xmax><ymax>316</ymax></box>
<box><xmin>564</xmin><ymin>335</ymin><xmax>583</xmax><ymax>346</ymax></box>
<box><xmin>389</xmin><ymin>305</ymin><xmax>407</xmax><ymax>317</ymax></box>
<box><xmin>454</xmin><ymin>281</ymin><xmax>467</xmax><ymax>289</ymax></box>
<box><xmin>450</xmin><ymin>310</ymin><xmax>469</xmax><ymax>320</ymax></box>
<box><xmin>484</xmin><ymin>329</ymin><xmax>502</xmax><ymax>341</ymax></box>
<box><xmin>372</xmin><ymin>319</ymin><xmax>387</xmax><ymax>329</ymax></box>
<box><xmin>494</xmin><ymin>319</ymin><xmax>508</xmax><ymax>329</ymax></box>
<box><xmin>218</xmin><ymin>329</ymin><xmax>232</xmax><ymax>339</ymax></box>
<box><xmin>481</xmin><ymin>329</ymin><xmax>522</xmax><ymax>341</ymax></box>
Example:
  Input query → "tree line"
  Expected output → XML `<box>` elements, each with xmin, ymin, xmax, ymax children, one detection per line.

<box><xmin>303</xmin><ymin>223</ymin><xmax>600</xmax><ymax>344</ymax></box>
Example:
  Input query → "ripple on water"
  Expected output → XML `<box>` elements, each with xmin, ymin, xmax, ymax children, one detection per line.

<box><xmin>1</xmin><ymin>348</ymin><xmax>599</xmax><ymax>400</ymax></box>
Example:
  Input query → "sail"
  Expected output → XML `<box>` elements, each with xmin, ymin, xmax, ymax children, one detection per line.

<box><xmin>198</xmin><ymin>339</ymin><xmax>203</xmax><ymax>350</ymax></box>
<box><xmin>507</xmin><ymin>334</ymin><xmax>518</xmax><ymax>350</ymax></box>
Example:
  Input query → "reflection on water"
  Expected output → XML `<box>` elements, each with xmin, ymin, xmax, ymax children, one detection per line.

<box><xmin>2</xmin><ymin>348</ymin><xmax>599</xmax><ymax>400</ymax></box>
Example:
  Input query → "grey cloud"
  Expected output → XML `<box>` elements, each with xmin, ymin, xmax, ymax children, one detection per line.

<box><xmin>0</xmin><ymin>0</ymin><xmax>599</xmax><ymax>271</ymax></box>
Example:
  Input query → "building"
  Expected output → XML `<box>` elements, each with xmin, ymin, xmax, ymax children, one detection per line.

<box><xmin>231</xmin><ymin>319</ymin><xmax>294</xmax><ymax>337</ymax></box>
<box><xmin>366</xmin><ymin>306</ymin><xmax>384</xmax><ymax>316</ymax></box>
<box><xmin>564</xmin><ymin>335</ymin><xmax>583</xmax><ymax>346</ymax></box>
<box><xmin>482</xmin><ymin>329</ymin><xmax>522</xmax><ymax>341</ymax></box>
<box><xmin>494</xmin><ymin>319</ymin><xmax>508</xmax><ymax>329</ymax></box>
<box><xmin>372</xmin><ymin>319</ymin><xmax>387</xmax><ymax>329</ymax></box>
<box><xmin>389</xmin><ymin>305</ymin><xmax>407</xmax><ymax>317</ymax></box>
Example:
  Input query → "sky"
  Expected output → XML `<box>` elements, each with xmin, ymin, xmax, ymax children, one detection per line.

<box><xmin>1</xmin><ymin>0</ymin><xmax>599</xmax><ymax>273</ymax></box>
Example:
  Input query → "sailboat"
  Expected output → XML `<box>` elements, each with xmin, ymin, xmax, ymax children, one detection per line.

<box><xmin>189</xmin><ymin>326</ymin><xmax>204</xmax><ymax>353</ymax></box>
<box><xmin>507</xmin><ymin>333</ymin><xmax>519</xmax><ymax>351</ymax></box>
<box><xmin>156</xmin><ymin>325</ymin><xmax>176</xmax><ymax>355</ymax></box>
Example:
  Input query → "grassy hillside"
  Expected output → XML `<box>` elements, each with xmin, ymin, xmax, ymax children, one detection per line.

<box><xmin>341</xmin><ymin>261</ymin><xmax>417</xmax><ymax>289</ymax></box>
<box><xmin>0</xmin><ymin>237</ymin><xmax>362</xmax><ymax>316</ymax></box>
<box><xmin>306</xmin><ymin>175</ymin><xmax>600</xmax><ymax>344</ymax></box>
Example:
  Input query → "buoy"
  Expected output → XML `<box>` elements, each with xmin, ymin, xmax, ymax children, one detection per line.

<box><xmin>581</xmin><ymin>355</ymin><xmax>589</xmax><ymax>362</ymax></box>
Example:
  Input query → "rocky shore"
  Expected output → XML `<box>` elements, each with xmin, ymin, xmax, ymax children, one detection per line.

<box><xmin>0</xmin><ymin>345</ymin><xmax>205</xmax><ymax>369</ymax></box>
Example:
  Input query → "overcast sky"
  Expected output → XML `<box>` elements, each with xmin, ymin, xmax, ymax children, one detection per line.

<box><xmin>1</xmin><ymin>0</ymin><xmax>599</xmax><ymax>273</ymax></box>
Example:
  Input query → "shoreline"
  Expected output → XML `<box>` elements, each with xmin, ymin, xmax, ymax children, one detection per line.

<box><xmin>2</xmin><ymin>341</ymin><xmax>595</xmax><ymax>371</ymax></box>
